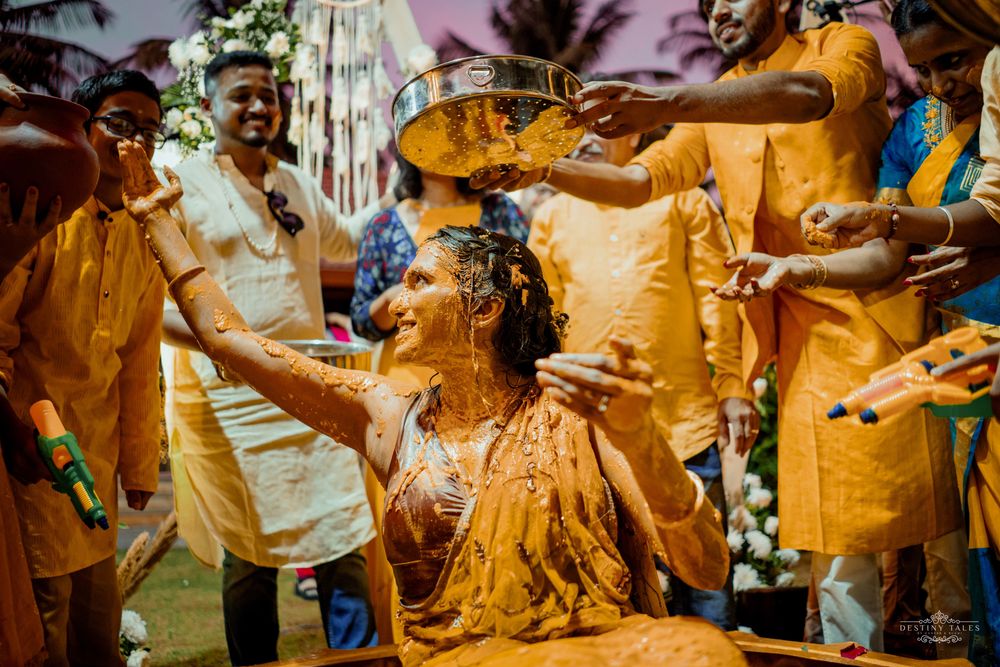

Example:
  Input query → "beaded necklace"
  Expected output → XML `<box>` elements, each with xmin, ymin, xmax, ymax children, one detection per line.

<box><xmin>212</xmin><ymin>156</ymin><xmax>281</xmax><ymax>259</ymax></box>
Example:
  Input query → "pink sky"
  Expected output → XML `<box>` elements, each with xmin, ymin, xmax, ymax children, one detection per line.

<box><xmin>57</xmin><ymin>0</ymin><xmax>910</xmax><ymax>89</ymax></box>
<box><xmin>59</xmin><ymin>0</ymin><xmax>702</xmax><ymax>83</ymax></box>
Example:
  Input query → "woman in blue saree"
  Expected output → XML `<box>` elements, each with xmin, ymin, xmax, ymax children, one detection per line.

<box><xmin>878</xmin><ymin>4</ymin><xmax>999</xmax><ymax>664</ymax></box>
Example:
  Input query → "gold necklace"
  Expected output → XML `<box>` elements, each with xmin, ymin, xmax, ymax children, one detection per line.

<box><xmin>213</xmin><ymin>157</ymin><xmax>281</xmax><ymax>259</ymax></box>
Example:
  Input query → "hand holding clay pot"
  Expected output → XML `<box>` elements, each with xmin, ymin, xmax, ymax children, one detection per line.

<box><xmin>0</xmin><ymin>72</ymin><xmax>26</xmax><ymax>110</ymax></box>
<box><xmin>0</xmin><ymin>184</ymin><xmax>62</xmax><ymax>279</ymax></box>
<box><xmin>0</xmin><ymin>91</ymin><xmax>99</xmax><ymax>225</ymax></box>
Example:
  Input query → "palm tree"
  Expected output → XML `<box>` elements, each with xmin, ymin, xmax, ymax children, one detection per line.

<box><xmin>438</xmin><ymin>0</ymin><xmax>677</xmax><ymax>83</ymax></box>
<box><xmin>112</xmin><ymin>0</ymin><xmax>255</xmax><ymax>75</ymax></box>
<box><xmin>0</xmin><ymin>0</ymin><xmax>112</xmax><ymax>96</ymax></box>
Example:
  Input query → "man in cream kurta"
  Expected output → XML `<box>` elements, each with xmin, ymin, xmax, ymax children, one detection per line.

<box><xmin>163</xmin><ymin>51</ymin><xmax>378</xmax><ymax>665</ymax></box>
<box><xmin>485</xmin><ymin>2</ymin><xmax>961</xmax><ymax>651</ymax></box>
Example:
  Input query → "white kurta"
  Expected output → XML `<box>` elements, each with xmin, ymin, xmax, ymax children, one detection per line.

<box><xmin>166</xmin><ymin>150</ymin><xmax>376</xmax><ymax>568</ymax></box>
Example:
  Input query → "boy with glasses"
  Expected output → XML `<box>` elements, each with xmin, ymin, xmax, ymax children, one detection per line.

<box><xmin>0</xmin><ymin>70</ymin><xmax>166</xmax><ymax>666</ymax></box>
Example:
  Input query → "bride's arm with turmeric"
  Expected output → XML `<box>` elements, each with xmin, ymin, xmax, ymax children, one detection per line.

<box><xmin>535</xmin><ymin>340</ymin><xmax>729</xmax><ymax>590</ymax></box>
<box><xmin>119</xmin><ymin>140</ymin><xmax>410</xmax><ymax>477</ymax></box>
<box><xmin>594</xmin><ymin>424</ymin><xmax>729</xmax><ymax>591</ymax></box>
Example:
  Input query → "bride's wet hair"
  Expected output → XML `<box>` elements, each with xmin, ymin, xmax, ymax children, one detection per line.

<box><xmin>427</xmin><ymin>226</ymin><xmax>569</xmax><ymax>377</ymax></box>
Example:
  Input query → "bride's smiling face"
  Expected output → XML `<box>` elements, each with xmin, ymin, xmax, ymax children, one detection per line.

<box><xmin>390</xmin><ymin>243</ymin><xmax>471</xmax><ymax>367</ymax></box>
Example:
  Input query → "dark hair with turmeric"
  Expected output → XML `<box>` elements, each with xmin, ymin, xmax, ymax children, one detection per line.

<box><xmin>426</xmin><ymin>226</ymin><xmax>568</xmax><ymax>377</ymax></box>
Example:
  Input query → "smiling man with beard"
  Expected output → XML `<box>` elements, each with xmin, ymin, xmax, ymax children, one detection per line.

<box><xmin>475</xmin><ymin>0</ymin><xmax>963</xmax><ymax>653</ymax></box>
<box><xmin>159</xmin><ymin>51</ymin><xmax>383</xmax><ymax>665</ymax></box>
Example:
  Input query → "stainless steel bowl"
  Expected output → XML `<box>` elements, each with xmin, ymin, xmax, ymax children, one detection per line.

<box><xmin>392</xmin><ymin>55</ymin><xmax>584</xmax><ymax>178</ymax></box>
<box><xmin>279</xmin><ymin>340</ymin><xmax>373</xmax><ymax>371</ymax></box>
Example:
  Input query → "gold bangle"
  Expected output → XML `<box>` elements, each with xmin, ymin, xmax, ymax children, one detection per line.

<box><xmin>791</xmin><ymin>254</ymin><xmax>827</xmax><ymax>290</ymax></box>
<box><xmin>539</xmin><ymin>162</ymin><xmax>554</xmax><ymax>184</ymax></box>
<box><xmin>938</xmin><ymin>206</ymin><xmax>955</xmax><ymax>246</ymax></box>
<box><xmin>167</xmin><ymin>264</ymin><xmax>206</xmax><ymax>293</ymax></box>
<box><xmin>661</xmin><ymin>470</ymin><xmax>706</xmax><ymax>530</ymax></box>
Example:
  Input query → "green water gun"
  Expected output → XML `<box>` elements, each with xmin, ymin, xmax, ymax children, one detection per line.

<box><xmin>30</xmin><ymin>400</ymin><xmax>109</xmax><ymax>530</ymax></box>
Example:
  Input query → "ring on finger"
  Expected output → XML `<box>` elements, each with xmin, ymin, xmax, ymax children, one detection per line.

<box><xmin>597</xmin><ymin>394</ymin><xmax>611</xmax><ymax>414</ymax></box>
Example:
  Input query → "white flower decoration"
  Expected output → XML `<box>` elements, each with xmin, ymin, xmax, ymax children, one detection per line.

<box><xmin>265</xmin><ymin>31</ymin><xmax>290</xmax><ymax>60</ymax></box>
<box><xmin>180</xmin><ymin>119</ymin><xmax>204</xmax><ymax>139</ymax></box>
<box><xmin>231</xmin><ymin>10</ymin><xmax>252</xmax><ymax>30</ymax></box>
<box><xmin>126</xmin><ymin>649</ymin><xmax>150</xmax><ymax>667</ymax></box>
<box><xmin>119</xmin><ymin>609</ymin><xmax>148</xmax><ymax>645</ymax></box>
<box><xmin>733</xmin><ymin>562</ymin><xmax>762</xmax><ymax>592</ymax></box>
<box><xmin>764</xmin><ymin>515</ymin><xmax>779</xmax><ymax>536</ymax></box>
<box><xmin>745</xmin><ymin>529</ymin><xmax>773</xmax><ymax>560</ymax></box>
<box><xmin>775</xmin><ymin>572</ymin><xmax>796</xmax><ymax>587</ymax></box>
<box><xmin>753</xmin><ymin>376</ymin><xmax>768</xmax><ymax>399</ymax></box>
<box><xmin>744</xmin><ymin>473</ymin><xmax>762</xmax><ymax>490</ymax></box>
<box><xmin>775</xmin><ymin>548</ymin><xmax>800</xmax><ymax>567</ymax></box>
<box><xmin>727</xmin><ymin>529</ymin><xmax>745</xmax><ymax>553</ymax></box>
<box><xmin>746</xmin><ymin>487</ymin><xmax>773</xmax><ymax>509</ymax></box>
<box><xmin>222</xmin><ymin>39</ymin><xmax>250</xmax><ymax>53</ymax></box>
<box><xmin>188</xmin><ymin>42</ymin><xmax>212</xmax><ymax>66</ymax></box>
<box><xmin>168</xmin><ymin>38</ymin><xmax>191</xmax><ymax>71</ymax></box>
<box><xmin>164</xmin><ymin>107</ymin><xmax>184</xmax><ymax>132</ymax></box>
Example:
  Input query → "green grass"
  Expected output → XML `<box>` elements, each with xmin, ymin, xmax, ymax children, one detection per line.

<box><xmin>121</xmin><ymin>549</ymin><xmax>327</xmax><ymax>666</ymax></box>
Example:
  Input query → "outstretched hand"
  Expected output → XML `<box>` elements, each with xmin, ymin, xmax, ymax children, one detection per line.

<box><xmin>566</xmin><ymin>81</ymin><xmax>674</xmax><ymax>138</ymax></box>
<box><xmin>712</xmin><ymin>253</ymin><xmax>806</xmax><ymax>302</ymax></box>
<box><xmin>800</xmin><ymin>202</ymin><xmax>889</xmax><ymax>249</ymax></box>
<box><xmin>118</xmin><ymin>139</ymin><xmax>183</xmax><ymax>223</ymax></box>
<box><xmin>932</xmin><ymin>342</ymin><xmax>1000</xmax><ymax>420</ymax></box>
<box><xmin>535</xmin><ymin>337</ymin><xmax>653</xmax><ymax>435</ymax></box>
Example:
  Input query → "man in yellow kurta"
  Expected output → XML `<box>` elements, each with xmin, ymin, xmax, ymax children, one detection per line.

<box><xmin>482</xmin><ymin>0</ymin><xmax>961</xmax><ymax>650</ymax></box>
<box><xmin>528</xmin><ymin>129</ymin><xmax>756</xmax><ymax>629</ymax></box>
<box><xmin>0</xmin><ymin>71</ymin><xmax>165</xmax><ymax>666</ymax></box>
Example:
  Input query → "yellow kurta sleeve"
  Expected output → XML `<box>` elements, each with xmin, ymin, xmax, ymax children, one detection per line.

<box><xmin>117</xmin><ymin>263</ymin><xmax>165</xmax><ymax>493</ymax></box>
<box><xmin>527</xmin><ymin>199</ymin><xmax>566</xmax><ymax>313</ymax></box>
<box><xmin>630</xmin><ymin>123</ymin><xmax>711</xmax><ymax>203</ymax></box>
<box><xmin>0</xmin><ymin>250</ymin><xmax>35</xmax><ymax>390</ymax></box>
<box><xmin>972</xmin><ymin>47</ymin><xmax>1000</xmax><ymax>223</ymax></box>
<box><xmin>807</xmin><ymin>23</ymin><xmax>886</xmax><ymax>118</ymax></box>
<box><xmin>677</xmin><ymin>190</ymin><xmax>750</xmax><ymax>401</ymax></box>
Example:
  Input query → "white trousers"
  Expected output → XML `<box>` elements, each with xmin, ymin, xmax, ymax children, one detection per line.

<box><xmin>812</xmin><ymin>552</ymin><xmax>884</xmax><ymax>651</ymax></box>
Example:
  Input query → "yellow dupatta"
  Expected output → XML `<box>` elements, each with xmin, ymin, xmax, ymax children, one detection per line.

<box><xmin>907</xmin><ymin>113</ymin><xmax>982</xmax><ymax>208</ymax></box>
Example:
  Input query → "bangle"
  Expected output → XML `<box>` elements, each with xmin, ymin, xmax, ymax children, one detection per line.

<box><xmin>661</xmin><ymin>470</ymin><xmax>706</xmax><ymax>530</ymax></box>
<box><xmin>938</xmin><ymin>206</ymin><xmax>955</xmax><ymax>246</ymax></box>
<box><xmin>167</xmin><ymin>264</ymin><xmax>206</xmax><ymax>293</ymax></box>
<box><xmin>539</xmin><ymin>162</ymin><xmax>554</xmax><ymax>184</ymax></box>
<box><xmin>792</xmin><ymin>254</ymin><xmax>828</xmax><ymax>290</ymax></box>
<box><xmin>885</xmin><ymin>202</ymin><xmax>900</xmax><ymax>240</ymax></box>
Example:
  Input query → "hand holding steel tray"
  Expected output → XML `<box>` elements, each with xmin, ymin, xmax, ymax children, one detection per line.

<box><xmin>392</xmin><ymin>55</ymin><xmax>585</xmax><ymax>179</ymax></box>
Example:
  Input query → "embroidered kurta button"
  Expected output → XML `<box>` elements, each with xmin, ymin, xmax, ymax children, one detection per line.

<box><xmin>103</xmin><ymin>290</ymin><xmax>110</xmax><ymax>298</ymax></box>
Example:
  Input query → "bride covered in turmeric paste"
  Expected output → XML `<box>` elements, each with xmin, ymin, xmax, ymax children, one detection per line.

<box><xmin>118</xmin><ymin>140</ymin><xmax>744</xmax><ymax>666</ymax></box>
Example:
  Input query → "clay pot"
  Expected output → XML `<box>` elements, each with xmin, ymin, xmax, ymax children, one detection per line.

<box><xmin>0</xmin><ymin>92</ymin><xmax>99</xmax><ymax>222</ymax></box>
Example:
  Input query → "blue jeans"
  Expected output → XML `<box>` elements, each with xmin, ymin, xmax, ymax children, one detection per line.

<box><xmin>658</xmin><ymin>442</ymin><xmax>736</xmax><ymax>630</ymax></box>
<box><xmin>222</xmin><ymin>549</ymin><xmax>376</xmax><ymax>666</ymax></box>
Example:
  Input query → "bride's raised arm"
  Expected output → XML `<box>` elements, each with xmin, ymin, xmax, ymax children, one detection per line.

<box><xmin>118</xmin><ymin>139</ymin><xmax>412</xmax><ymax>480</ymax></box>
